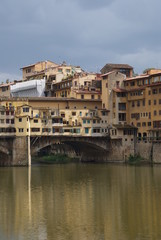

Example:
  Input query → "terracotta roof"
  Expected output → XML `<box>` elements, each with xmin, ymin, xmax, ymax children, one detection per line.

<box><xmin>73</xmin><ymin>90</ymin><xmax>101</xmax><ymax>94</ymax></box>
<box><xmin>112</xmin><ymin>88</ymin><xmax>127</xmax><ymax>93</ymax></box>
<box><xmin>102</xmin><ymin>63</ymin><xmax>133</xmax><ymax>69</ymax></box>
<box><xmin>0</xmin><ymin>82</ymin><xmax>15</xmax><ymax>88</ymax></box>
<box><xmin>125</xmin><ymin>71</ymin><xmax>161</xmax><ymax>81</ymax></box>
<box><xmin>20</xmin><ymin>60</ymin><xmax>58</xmax><ymax>69</ymax></box>
<box><xmin>125</xmin><ymin>74</ymin><xmax>149</xmax><ymax>81</ymax></box>
<box><xmin>147</xmin><ymin>82</ymin><xmax>161</xmax><ymax>87</ymax></box>
<box><xmin>101</xmin><ymin>71</ymin><xmax>116</xmax><ymax>77</ymax></box>
<box><xmin>113</xmin><ymin>124</ymin><xmax>137</xmax><ymax>129</ymax></box>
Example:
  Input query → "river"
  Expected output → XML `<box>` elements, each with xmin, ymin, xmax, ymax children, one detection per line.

<box><xmin>0</xmin><ymin>163</ymin><xmax>161</xmax><ymax>240</ymax></box>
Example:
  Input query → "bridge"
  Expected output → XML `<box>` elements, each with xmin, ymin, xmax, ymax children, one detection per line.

<box><xmin>0</xmin><ymin>135</ymin><xmax>112</xmax><ymax>166</ymax></box>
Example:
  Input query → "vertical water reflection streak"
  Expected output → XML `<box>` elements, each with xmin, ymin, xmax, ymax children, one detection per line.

<box><xmin>28</xmin><ymin>166</ymin><xmax>31</xmax><ymax>222</ymax></box>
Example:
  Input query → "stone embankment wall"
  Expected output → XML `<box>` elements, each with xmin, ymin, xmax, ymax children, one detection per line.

<box><xmin>106</xmin><ymin>140</ymin><xmax>161</xmax><ymax>163</ymax></box>
<box><xmin>135</xmin><ymin>141</ymin><xmax>161</xmax><ymax>163</ymax></box>
<box><xmin>135</xmin><ymin>142</ymin><xmax>152</xmax><ymax>162</ymax></box>
<box><xmin>106</xmin><ymin>138</ymin><xmax>135</xmax><ymax>162</ymax></box>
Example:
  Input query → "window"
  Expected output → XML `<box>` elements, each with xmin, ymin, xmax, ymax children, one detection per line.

<box><xmin>154</xmin><ymin>99</ymin><xmax>157</xmax><ymax>105</ymax></box>
<box><xmin>159</xmin><ymin>110</ymin><xmax>161</xmax><ymax>115</ymax></box>
<box><xmin>6</xmin><ymin>119</ymin><xmax>10</xmax><ymax>124</ymax></box>
<box><xmin>106</xmin><ymin>83</ymin><xmax>108</xmax><ymax>88</ymax></box>
<box><xmin>26</xmin><ymin>68</ymin><xmax>31</xmax><ymax>73</ymax></box>
<box><xmin>87</xmin><ymin>120</ymin><xmax>90</xmax><ymax>124</ymax></box>
<box><xmin>31</xmin><ymin>128</ymin><xmax>40</xmax><ymax>132</ymax></box>
<box><xmin>130</xmin><ymin>81</ymin><xmax>135</xmax><ymax>86</ymax></box>
<box><xmin>119</xmin><ymin>113</ymin><xmax>126</xmax><ymax>121</ymax></box>
<box><xmin>148</xmin><ymin>100</ymin><xmax>151</xmax><ymax>105</ymax></box>
<box><xmin>148</xmin><ymin>90</ymin><xmax>151</xmax><ymax>95</ymax></box>
<box><xmin>153</xmin><ymin>121</ymin><xmax>161</xmax><ymax>128</ymax></box>
<box><xmin>137</xmin><ymin>101</ymin><xmax>140</xmax><ymax>107</ymax></box>
<box><xmin>142</xmin><ymin>122</ymin><xmax>146</xmax><ymax>127</ymax></box>
<box><xmin>154</xmin><ymin>110</ymin><xmax>157</xmax><ymax>116</ymax></box>
<box><xmin>143</xmin><ymin>100</ymin><xmax>145</xmax><ymax>106</ymax></box>
<box><xmin>34</xmin><ymin>119</ymin><xmax>38</xmax><ymax>123</ymax></box>
<box><xmin>137</xmin><ymin>122</ymin><xmax>141</xmax><ymax>127</ymax></box>
<box><xmin>148</xmin><ymin>122</ymin><xmax>151</xmax><ymax>126</ymax></box>
<box><xmin>85</xmin><ymin>128</ymin><xmax>89</xmax><ymax>134</ymax></box>
<box><xmin>72</xmin><ymin>112</ymin><xmax>76</xmax><ymax>116</ymax></box>
<box><xmin>83</xmin><ymin>120</ymin><xmax>86</xmax><ymax>124</ymax></box>
<box><xmin>149</xmin><ymin>112</ymin><xmax>151</xmax><ymax>119</ymax></box>
<box><xmin>91</xmin><ymin>95</ymin><xmax>94</xmax><ymax>100</ymax></box>
<box><xmin>19</xmin><ymin>128</ymin><xmax>24</xmax><ymax>132</ymax></box>
<box><xmin>19</xmin><ymin>118</ymin><xmax>22</xmax><ymax>122</ymax></box>
<box><xmin>81</xmin><ymin>95</ymin><xmax>84</xmax><ymax>99</ymax></box>
<box><xmin>23</xmin><ymin>107</ymin><xmax>29</xmax><ymax>112</ymax></box>
<box><xmin>119</xmin><ymin>103</ymin><xmax>126</xmax><ymax>110</ymax></box>
<box><xmin>152</xmin><ymin>89</ymin><xmax>157</xmax><ymax>94</ymax></box>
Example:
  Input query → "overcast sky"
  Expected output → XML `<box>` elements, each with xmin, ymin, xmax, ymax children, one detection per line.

<box><xmin>0</xmin><ymin>0</ymin><xmax>161</xmax><ymax>82</ymax></box>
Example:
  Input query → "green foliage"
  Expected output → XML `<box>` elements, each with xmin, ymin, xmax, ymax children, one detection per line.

<box><xmin>33</xmin><ymin>154</ymin><xmax>77</xmax><ymax>164</ymax></box>
<box><xmin>128</xmin><ymin>154</ymin><xmax>143</xmax><ymax>165</ymax></box>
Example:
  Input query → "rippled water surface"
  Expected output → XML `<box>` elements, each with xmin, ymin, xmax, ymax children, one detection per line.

<box><xmin>0</xmin><ymin>164</ymin><xmax>161</xmax><ymax>240</ymax></box>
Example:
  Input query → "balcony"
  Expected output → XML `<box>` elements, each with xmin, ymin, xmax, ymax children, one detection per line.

<box><xmin>128</xmin><ymin>91</ymin><xmax>145</xmax><ymax>101</ymax></box>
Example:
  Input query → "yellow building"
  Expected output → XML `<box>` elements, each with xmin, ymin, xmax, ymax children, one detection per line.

<box><xmin>20</xmin><ymin>60</ymin><xmax>58</xmax><ymax>80</ymax></box>
<box><xmin>0</xmin><ymin>97</ymin><xmax>108</xmax><ymax>137</ymax></box>
<box><xmin>124</xmin><ymin>69</ymin><xmax>161</xmax><ymax>140</ymax></box>
<box><xmin>101</xmin><ymin>69</ymin><xmax>161</xmax><ymax>140</ymax></box>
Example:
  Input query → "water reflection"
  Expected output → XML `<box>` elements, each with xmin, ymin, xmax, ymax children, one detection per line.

<box><xmin>0</xmin><ymin>164</ymin><xmax>161</xmax><ymax>239</ymax></box>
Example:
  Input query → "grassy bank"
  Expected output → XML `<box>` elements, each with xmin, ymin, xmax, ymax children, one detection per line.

<box><xmin>32</xmin><ymin>154</ymin><xmax>78</xmax><ymax>164</ymax></box>
<box><xmin>127</xmin><ymin>154</ymin><xmax>144</xmax><ymax>165</ymax></box>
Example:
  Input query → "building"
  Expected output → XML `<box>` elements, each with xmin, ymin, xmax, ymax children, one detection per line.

<box><xmin>101</xmin><ymin>68</ymin><xmax>161</xmax><ymax>141</ymax></box>
<box><xmin>20</xmin><ymin>60</ymin><xmax>58</xmax><ymax>80</ymax></box>
<box><xmin>123</xmin><ymin>69</ymin><xmax>161</xmax><ymax>140</ymax></box>
<box><xmin>10</xmin><ymin>79</ymin><xmax>46</xmax><ymax>97</ymax></box>
<box><xmin>51</xmin><ymin>72</ymin><xmax>101</xmax><ymax>99</ymax></box>
<box><xmin>101</xmin><ymin>63</ymin><xmax>133</xmax><ymax>78</ymax></box>
<box><xmin>0</xmin><ymin>97</ymin><xmax>109</xmax><ymax>137</ymax></box>
<box><xmin>0</xmin><ymin>82</ymin><xmax>15</xmax><ymax>98</ymax></box>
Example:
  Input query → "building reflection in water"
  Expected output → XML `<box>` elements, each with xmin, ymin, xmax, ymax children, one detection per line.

<box><xmin>0</xmin><ymin>164</ymin><xmax>161</xmax><ymax>239</ymax></box>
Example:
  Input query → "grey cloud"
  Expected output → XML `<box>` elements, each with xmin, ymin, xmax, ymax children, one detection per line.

<box><xmin>0</xmin><ymin>0</ymin><xmax>161</xmax><ymax>78</ymax></box>
<box><xmin>71</xmin><ymin>0</ymin><xmax>114</xmax><ymax>10</ymax></box>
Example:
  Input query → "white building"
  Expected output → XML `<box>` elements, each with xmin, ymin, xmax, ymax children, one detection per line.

<box><xmin>11</xmin><ymin>79</ymin><xmax>46</xmax><ymax>97</ymax></box>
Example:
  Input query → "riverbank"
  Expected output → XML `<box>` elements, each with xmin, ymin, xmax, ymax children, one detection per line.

<box><xmin>32</xmin><ymin>154</ymin><xmax>79</xmax><ymax>164</ymax></box>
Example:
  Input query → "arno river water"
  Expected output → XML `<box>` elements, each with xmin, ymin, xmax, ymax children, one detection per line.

<box><xmin>0</xmin><ymin>163</ymin><xmax>161</xmax><ymax>240</ymax></box>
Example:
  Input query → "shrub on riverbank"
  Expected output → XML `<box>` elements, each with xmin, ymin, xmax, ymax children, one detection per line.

<box><xmin>128</xmin><ymin>154</ymin><xmax>143</xmax><ymax>165</ymax></box>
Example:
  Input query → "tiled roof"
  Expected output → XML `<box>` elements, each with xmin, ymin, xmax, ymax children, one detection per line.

<box><xmin>112</xmin><ymin>88</ymin><xmax>127</xmax><ymax>93</ymax></box>
<box><xmin>101</xmin><ymin>71</ymin><xmax>116</xmax><ymax>77</ymax></box>
<box><xmin>103</xmin><ymin>63</ymin><xmax>133</xmax><ymax>69</ymax></box>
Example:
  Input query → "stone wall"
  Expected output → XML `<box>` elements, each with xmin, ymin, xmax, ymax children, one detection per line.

<box><xmin>12</xmin><ymin>137</ymin><xmax>29</xmax><ymax>166</ymax></box>
<box><xmin>151</xmin><ymin>143</ymin><xmax>161</xmax><ymax>163</ymax></box>
<box><xmin>106</xmin><ymin>138</ymin><xmax>135</xmax><ymax>162</ymax></box>
<box><xmin>135</xmin><ymin>142</ymin><xmax>152</xmax><ymax>162</ymax></box>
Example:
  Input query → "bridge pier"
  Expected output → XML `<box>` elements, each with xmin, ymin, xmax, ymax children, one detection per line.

<box><xmin>12</xmin><ymin>136</ymin><xmax>31</xmax><ymax>166</ymax></box>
